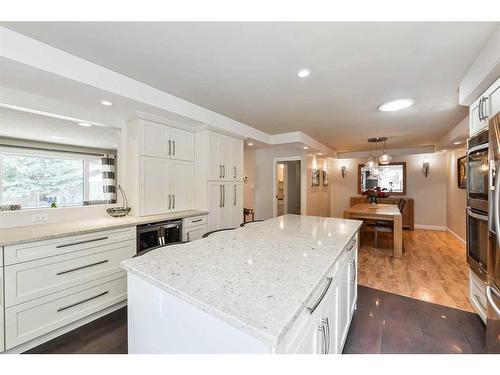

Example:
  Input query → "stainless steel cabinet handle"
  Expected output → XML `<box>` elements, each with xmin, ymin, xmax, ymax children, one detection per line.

<box><xmin>168</xmin><ymin>194</ymin><xmax>172</xmax><ymax>210</ymax></box>
<box><xmin>168</xmin><ymin>140</ymin><xmax>172</xmax><ymax>156</ymax></box>
<box><xmin>56</xmin><ymin>236</ymin><xmax>108</xmax><ymax>249</ymax></box>
<box><xmin>321</xmin><ymin>318</ymin><xmax>330</xmax><ymax>354</ymax></box>
<box><xmin>56</xmin><ymin>260</ymin><xmax>109</xmax><ymax>276</ymax></box>
<box><xmin>234</xmin><ymin>185</ymin><xmax>237</xmax><ymax>206</ymax></box>
<box><xmin>173</xmin><ymin>140</ymin><xmax>176</xmax><ymax>156</ymax></box>
<box><xmin>172</xmin><ymin>194</ymin><xmax>175</xmax><ymax>210</ymax></box>
<box><xmin>487</xmin><ymin>286</ymin><xmax>500</xmax><ymax>315</ymax></box>
<box><xmin>187</xmin><ymin>232</ymin><xmax>190</xmax><ymax>242</ymax></box>
<box><xmin>318</xmin><ymin>323</ymin><xmax>327</xmax><ymax>354</ymax></box>
<box><xmin>307</xmin><ymin>277</ymin><xmax>333</xmax><ymax>314</ymax></box>
<box><xmin>223</xmin><ymin>165</ymin><xmax>225</xmax><ymax>178</ymax></box>
<box><xmin>191</xmin><ymin>219</ymin><xmax>203</xmax><ymax>223</ymax></box>
<box><xmin>57</xmin><ymin>291</ymin><xmax>109</xmax><ymax>312</ymax></box>
<box><xmin>223</xmin><ymin>185</ymin><xmax>225</xmax><ymax>207</ymax></box>
<box><xmin>346</xmin><ymin>239</ymin><xmax>356</xmax><ymax>251</ymax></box>
<box><xmin>219</xmin><ymin>165</ymin><xmax>222</xmax><ymax>178</ymax></box>
<box><xmin>234</xmin><ymin>166</ymin><xmax>237</xmax><ymax>179</ymax></box>
<box><xmin>474</xmin><ymin>294</ymin><xmax>487</xmax><ymax>311</ymax></box>
<box><xmin>479</xmin><ymin>98</ymin><xmax>483</xmax><ymax>121</ymax></box>
<box><xmin>481</xmin><ymin>97</ymin><xmax>489</xmax><ymax>120</ymax></box>
<box><xmin>219</xmin><ymin>185</ymin><xmax>223</xmax><ymax>208</ymax></box>
<box><xmin>350</xmin><ymin>260</ymin><xmax>357</xmax><ymax>285</ymax></box>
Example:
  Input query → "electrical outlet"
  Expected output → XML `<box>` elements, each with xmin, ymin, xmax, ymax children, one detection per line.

<box><xmin>32</xmin><ymin>213</ymin><xmax>48</xmax><ymax>223</ymax></box>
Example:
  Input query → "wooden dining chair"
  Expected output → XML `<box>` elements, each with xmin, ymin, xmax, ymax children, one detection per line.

<box><xmin>369</xmin><ymin>199</ymin><xmax>406</xmax><ymax>249</ymax></box>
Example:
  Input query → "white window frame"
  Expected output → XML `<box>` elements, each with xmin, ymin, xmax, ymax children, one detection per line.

<box><xmin>0</xmin><ymin>146</ymin><xmax>107</xmax><ymax>209</ymax></box>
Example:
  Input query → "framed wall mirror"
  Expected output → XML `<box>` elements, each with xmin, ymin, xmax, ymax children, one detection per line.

<box><xmin>358</xmin><ymin>162</ymin><xmax>406</xmax><ymax>195</ymax></box>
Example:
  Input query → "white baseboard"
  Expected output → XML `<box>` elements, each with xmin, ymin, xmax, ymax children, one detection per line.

<box><xmin>446</xmin><ymin>227</ymin><xmax>466</xmax><ymax>245</ymax></box>
<box><xmin>414</xmin><ymin>224</ymin><xmax>447</xmax><ymax>231</ymax></box>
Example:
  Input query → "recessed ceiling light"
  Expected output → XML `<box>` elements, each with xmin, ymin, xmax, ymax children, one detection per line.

<box><xmin>247</xmin><ymin>142</ymin><xmax>254</xmax><ymax>146</ymax></box>
<box><xmin>317</xmin><ymin>153</ymin><xmax>323</xmax><ymax>156</ymax></box>
<box><xmin>51</xmin><ymin>136</ymin><xmax>63</xmax><ymax>140</ymax></box>
<box><xmin>378</xmin><ymin>99</ymin><xmax>415</xmax><ymax>112</ymax></box>
<box><xmin>297</xmin><ymin>69</ymin><xmax>311</xmax><ymax>78</ymax></box>
<box><xmin>101</xmin><ymin>100</ymin><xmax>112</xmax><ymax>106</ymax></box>
<box><xmin>442</xmin><ymin>149</ymin><xmax>448</xmax><ymax>152</ymax></box>
<box><xmin>113</xmin><ymin>144</ymin><xmax>118</xmax><ymax>148</ymax></box>
<box><xmin>78</xmin><ymin>122</ymin><xmax>92</xmax><ymax>127</ymax></box>
<box><xmin>303</xmin><ymin>146</ymin><xmax>309</xmax><ymax>150</ymax></box>
<box><xmin>454</xmin><ymin>141</ymin><xmax>462</xmax><ymax>145</ymax></box>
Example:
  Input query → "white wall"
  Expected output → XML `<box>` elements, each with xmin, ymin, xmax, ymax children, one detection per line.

<box><xmin>446</xmin><ymin>148</ymin><xmax>467</xmax><ymax>241</ymax></box>
<box><xmin>330</xmin><ymin>153</ymin><xmax>448</xmax><ymax>228</ymax></box>
<box><xmin>306</xmin><ymin>155</ymin><xmax>331</xmax><ymax>217</ymax></box>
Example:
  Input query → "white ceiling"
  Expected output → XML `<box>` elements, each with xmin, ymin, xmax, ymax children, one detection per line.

<box><xmin>1</xmin><ymin>22</ymin><xmax>499</xmax><ymax>151</ymax></box>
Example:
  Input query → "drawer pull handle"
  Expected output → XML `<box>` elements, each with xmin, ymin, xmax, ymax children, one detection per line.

<box><xmin>474</xmin><ymin>294</ymin><xmax>487</xmax><ymax>311</ymax></box>
<box><xmin>56</xmin><ymin>236</ymin><xmax>109</xmax><ymax>249</ymax></box>
<box><xmin>346</xmin><ymin>239</ymin><xmax>356</xmax><ymax>251</ymax></box>
<box><xmin>57</xmin><ymin>291</ymin><xmax>109</xmax><ymax>312</ymax></box>
<box><xmin>307</xmin><ymin>277</ymin><xmax>333</xmax><ymax>315</ymax></box>
<box><xmin>191</xmin><ymin>219</ymin><xmax>203</xmax><ymax>223</ymax></box>
<box><xmin>56</xmin><ymin>259</ymin><xmax>109</xmax><ymax>276</ymax></box>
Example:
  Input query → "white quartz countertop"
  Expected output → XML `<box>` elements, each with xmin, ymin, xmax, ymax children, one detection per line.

<box><xmin>0</xmin><ymin>209</ymin><xmax>208</xmax><ymax>246</ymax></box>
<box><xmin>121</xmin><ymin>214</ymin><xmax>362</xmax><ymax>347</ymax></box>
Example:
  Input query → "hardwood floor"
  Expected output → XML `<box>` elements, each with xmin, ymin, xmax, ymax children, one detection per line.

<box><xmin>343</xmin><ymin>286</ymin><xmax>485</xmax><ymax>354</ymax></box>
<box><xmin>358</xmin><ymin>227</ymin><xmax>473</xmax><ymax>312</ymax></box>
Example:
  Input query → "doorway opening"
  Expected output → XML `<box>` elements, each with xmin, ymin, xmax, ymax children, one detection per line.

<box><xmin>275</xmin><ymin>159</ymin><xmax>301</xmax><ymax>216</ymax></box>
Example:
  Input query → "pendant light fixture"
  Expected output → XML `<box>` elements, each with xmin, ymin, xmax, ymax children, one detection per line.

<box><xmin>366</xmin><ymin>137</ymin><xmax>381</xmax><ymax>170</ymax></box>
<box><xmin>378</xmin><ymin>138</ymin><xmax>392</xmax><ymax>165</ymax></box>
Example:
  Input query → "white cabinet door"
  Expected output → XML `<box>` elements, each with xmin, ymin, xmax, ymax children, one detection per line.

<box><xmin>229</xmin><ymin>183</ymin><xmax>243</xmax><ymax>227</ymax></box>
<box><xmin>208</xmin><ymin>182</ymin><xmax>223</xmax><ymax>231</ymax></box>
<box><xmin>337</xmin><ymin>260</ymin><xmax>350</xmax><ymax>350</ymax></box>
<box><xmin>139</xmin><ymin>157</ymin><xmax>171</xmax><ymax>216</ymax></box>
<box><xmin>291</xmin><ymin>315</ymin><xmax>322</xmax><ymax>354</ymax></box>
<box><xmin>208</xmin><ymin>133</ymin><xmax>223</xmax><ymax>180</ymax></box>
<box><xmin>185</xmin><ymin>226</ymin><xmax>208</xmax><ymax>242</ymax></box>
<box><xmin>171</xmin><ymin>128</ymin><xmax>194</xmax><ymax>162</ymax></box>
<box><xmin>140</xmin><ymin>122</ymin><xmax>169</xmax><ymax>158</ymax></box>
<box><xmin>489</xmin><ymin>83</ymin><xmax>500</xmax><ymax>117</ymax></box>
<box><xmin>229</xmin><ymin>138</ymin><xmax>243</xmax><ymax>181</ymax></box>
<box><xmin>220</xmin><ymin>136</ymin><xmax>232</xmax><ymax>180</ymax></box>
<box><xmin>470</xmin><ymin>99</ymin><xmax>487</xmax><ymax>136</ymax></box>
<box><xmin>171</xmin><ymin>160</ymin><xmax>194</xmax><ymax>212</ymax></box>
<box><xmin>219</xmin><ymin>184</ymin><xmax>232</xmax><ymax>229</ymax></box>
<box><xmin>323</xmin><ymin>279</ymin><xmax>339</xmax><ymax>354</ymax></box>
<box><xmin>0</xmin><ymin>266</ymin><xmax>4</xmax><ymax>352</ymax></box>
<box><xmin>348</xmin><ymin>254</ymin><xmax>358</xmax><ymax>316</ymax></box>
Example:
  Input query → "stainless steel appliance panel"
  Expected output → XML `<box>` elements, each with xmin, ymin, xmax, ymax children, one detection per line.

<box><xmin>467</xmin><ymin>208</ymin><xmax>489</xmax><ymax>282</ymax></box>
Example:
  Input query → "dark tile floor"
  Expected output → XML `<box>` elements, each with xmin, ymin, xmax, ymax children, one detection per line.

<box><xmin>343</xmin><ymin>286</ymin><xmax>486</xmax><ymax>354</ymax></box>
<box><xmin>25</xmin><ymin>285</ymin><xmax>486</xmax><ymax>354</ymax></box>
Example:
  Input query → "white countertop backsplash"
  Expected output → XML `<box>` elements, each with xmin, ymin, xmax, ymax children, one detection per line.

<box><xmin>121</xmin><ymin>214</ymin><xmax>362</xmax><ymax>346</ymax></box>
<box><xmin>0</xmin><ymin>209</ymin><xmax>208</xmax><ymax>246</ymax></box>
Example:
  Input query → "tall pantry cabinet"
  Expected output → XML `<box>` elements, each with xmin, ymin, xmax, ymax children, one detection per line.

<box><xmin>127</xmin><ymin>119</ymin><xmax>195</xmax><ymax>217</ymax></box>
<box><xmin>195</xmin><ymin>130</ymin><xmax>244</xmax><ymax>231</ymax></box>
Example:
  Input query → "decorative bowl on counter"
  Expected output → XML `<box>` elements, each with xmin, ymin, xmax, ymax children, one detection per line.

<box><xmin>106</xmin><ymin>184</ymin><xmax>131</xmax><ymax>218</ymax></box>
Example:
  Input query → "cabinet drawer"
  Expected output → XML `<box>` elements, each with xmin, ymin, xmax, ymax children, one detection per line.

<box><xmin>183</xmin><ymin>215</ymin><xmax>208</xmax><ymax>228</ymax></box>
<box><xmin>4</xmin><ymin>241</ymin><xmax>134</xmax><ymax>307</ymax></box>
<box><xmin>4</xmin><ymin>227</ymin><xmax>135</xmax><ymax>265</ymax></box>
<box><xmin>5</xmin><ymin>274</ymin><xmax>126</xmax><ymax>349</ymax></box>
<box><xmin>469</xmin><ymin>277</ymin><xmax>487</xmax><ymax>320</ymax></box>
<box><xmin>183</xmin><ymin>225</ymin><xmax>208</xmax><ymax>242</ymax></box>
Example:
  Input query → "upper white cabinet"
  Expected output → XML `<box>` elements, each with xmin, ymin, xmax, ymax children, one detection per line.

<box><xmin>470</xmin><ymin>77</ymin><xmax>500</xmax><ymax>136</ymax></box>
<box><xmin>195</xmin><ymin>130</ymin><xmax>244</xmax><ymax>231</ymax></box>
<box><xmin>206</xmin><ymin>132</ymin><xmax>243</xmax><ymax>181</ymax></box>
<box><xmin>128</xmin><ymin>119</ymin><xmax>196</xmax><ymax>217</ymax></box>
<box><xmin>139</xmin><ymin>120</ymin><xmax>194</xmax><ymax>162</ymax></box>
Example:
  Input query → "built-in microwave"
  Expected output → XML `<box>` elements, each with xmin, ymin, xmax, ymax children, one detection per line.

<box><xmin>135</xmin><ymin>220</ymin><xmax>182</xmax><ymax>257</ymax></box>
<box><xmin>467</xmin><ymin>129</ymin><xmax>489</xmax><ymax>213</ymax></box>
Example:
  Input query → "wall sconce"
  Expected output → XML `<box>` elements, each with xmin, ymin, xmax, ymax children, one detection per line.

<box><xmin>341</xmin><ymin>165</ymin><xmax>347</xmax><ymax>178</ymax></box>
<box><xmin>423</xmin><ymin>161</ymin><xmax>430</xmax><ymax>177</ymax></box>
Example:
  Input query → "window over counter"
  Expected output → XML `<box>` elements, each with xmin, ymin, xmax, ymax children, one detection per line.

<box><xmin>358</xmin><ymin>162</ymin><xmax>406</xmax><ymax>195</ymax></box>
<box><xmin>0</xmin><ymin>146</ymin><xmax>116</xmax><ymax>210</ymax></box>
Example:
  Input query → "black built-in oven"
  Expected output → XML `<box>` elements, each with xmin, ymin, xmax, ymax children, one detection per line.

<box><xmin>136</xmin><ymin>220</ymin><xmax>182</xmax><ymax>257</ymax></box>
<box><xmin>467</xmin><ymin>129</ymin><xmax>489</xmax><ymax>213</ymax></box>
<box><xmin>467</xmin><ymin>207</ymin><xmax>489</xmax><ymax>282</ymax></box>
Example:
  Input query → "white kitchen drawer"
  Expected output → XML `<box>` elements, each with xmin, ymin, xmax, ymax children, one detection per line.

<box><xmin>4</xmin><ymin>226</ymin><xmax>135</xmax><ymax>265</ymax></box>
<box><xmin>183</xmin><ymin>215</ymin><xmax>208</xmax><ymax>228</ymax></box>
<box><xmin>4</xmin><ymin>240</ymin><xmax>134</xmax><ymax>307</ymax></box>
<box><xmin>183</xmin><ymin>225</ymin><xmax>208</xmax><ymax>242</ymax></box>
<box><xmin>469</xmin><ymin>270</ymin><xmax>487</xmax><ymax>323</ymax></box>
<box><xmin>5</xmin><ymin>273</ymin><xmax>126</xmax><ymax>349</ymax></box>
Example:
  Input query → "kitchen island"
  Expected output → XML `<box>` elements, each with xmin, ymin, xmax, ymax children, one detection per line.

<box><xmin>121</xmin><ymin>214</ymin><xmax>362</xmax><ymax>354</ymax></box>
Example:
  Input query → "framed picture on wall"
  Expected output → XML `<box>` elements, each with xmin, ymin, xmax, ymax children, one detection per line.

<box><xmin>312</xmin><ymin>169</ymin><xmax>320</xmax><ymax>186</ymax></box>
<box><xmin>322</xmin><ymin>170</ymin><xmax>328</xmax><ymax>186</ymax></box>
<box><xmin>457</xmin><ymin>156</ymin><xmax>466</xmax><ymax>189</ymax></box>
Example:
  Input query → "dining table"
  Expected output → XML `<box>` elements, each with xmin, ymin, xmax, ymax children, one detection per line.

<box><xmin>343</xmin><ymin>203</ymin><xmax>403</xmax><ymax>258</ymax></box>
